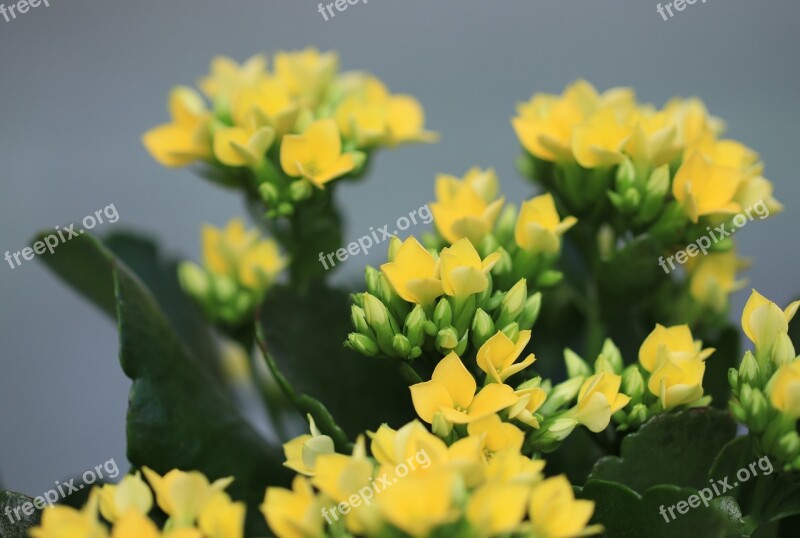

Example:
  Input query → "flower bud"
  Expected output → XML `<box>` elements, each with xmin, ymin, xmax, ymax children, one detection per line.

<box><xmin>403</xmin><ymin>305</ymin><xmax>427</xmax><ymax>348</ymax></box>
<box><xmin>433</xmin><ymin>297</ymin><xmax>453</xmax><ymax>328</ymax></box>
<box><xmin>564</xmin><ymin>349</ymin><xmax>592</xmax><ymax>378</ymax></box>
<box><xmin>622</xmin><ymin>366</ymin><xmax>645</xmax><ymax>403</ymax></box>
<box><xmin>212</xmin><ymin>274</ymin><xmax>237</xmax><ymax>302</ymax></box>
<box><xmin>392</xmin><ymin>334</ymin><xmax>412</xmax><ymax>358</ymax></box>
<box><xmin>730</xmin><ymin>401</ymin><xmax>747</xmax><ymax>423</ymax></box>
<box><xmin>178</xmin><ymin>262</ymin><xmax>210</xmax><ymax>298</ymax></box>
<box><xmin>387</xmin><ymin>236</ymin><xmax>403</xmax><ymax>262</ymax></box>
<box><xmin>436</xmin><ymin>327</ymin><xmax>460</xmax><ymax>352</ymax></box>
<box><xmin>518</xmin><ymin>292</ymin><xmax>542</xmax><ymax>331</ymax></box>
<box><xmin>600</xmin><ymin>339</ymin><xmax>623</xmax><ymax>374</ymax></box>
<box><xmin>594</xmin><ymin>355</ymin><xmax>616</xmax><ymax>375</ymax></box>
<box><xmin>547</xmin><ymin>418</ymin><xmax>578</xmax><ymax>442</ymax></box>
<box><xmin>728</xmin><ymin>368</ymin><xmax>740</xmax><ymax>392</ymax></box>
<box><xmin>365</xmin><ymin>266</ymin><xmax>383</xmax><ymax>298</ymax></box>
<box><xmin>258</xmin><ymin>182</ymin><xmax>279</xmax><ymax>204</ymax></box>
<box><xmin>776</xmin><ymin>432</ymin><xmax>800</xmax><ymax>461</ymax></box>
<box><xmin>346</xmin><ymin>333</ymin><xmax>379</xmax><ymax>356</ymax></box>
<box><xmin>454</xmin><ymin>330</ymin><xmax>470</xmax><ymax>356</ymax></box>
<box><xmin>615</xmin><ymin>158</ymin><xmax>637</xmax><ymax>192</ymax></box>
<box><xmin>772</xmin><ymin>334</ymin><xmax>796</xmax><ymax>368</ymax></box>
<box><xmin>535</xmin><ymin>270</ymin><xmax>563</xmax><ymax>287</ymax></box>
<box><xmin>500</xmin><ymin>322</ymin><xmax>520</xmax><ymax>343</ymax></box>
<box><xmin>628</xmin><ymin>403</ymin><xmax>648</xmax><ymax>427</ymax></box>
<box><xmin>542</xmin><ymin>377</ymin><xmax>584</xmax><ymax>413</ymax></box>
<box><xmin>289</xmin><ymin>179</ymin><xmax>312</xmax><ymax>202</ymax></box>
<box><xmin>351</xmin><ymin>305</ymin><xmax>370</xmax><ymax>335</ymax></box>
<box><xmin>432</xmin><ymin>412</ymin><xmax>453</xmax><ymax>438</ymax></box>
<box><xmin>738</xmin><ymin>351</ymin><xmax>759</xmax><ymax>387</ymax></box>
<box><xmin>471</xmin><ymin>308</ymin><xmax>496</xmax><ymax>350</ymax></box>
<box><xmin>748</xmin><ymin>389</ymin><xmax>769</xmax><ymax>433</ymax></box>
<box><xmin>496</xmin><ymin>279</ymin><xmax>527</xmax><ymax>327</ymax></box>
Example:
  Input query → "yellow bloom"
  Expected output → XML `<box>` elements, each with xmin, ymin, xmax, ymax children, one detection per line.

<box><xmin>431</xmin><ymin>168</ymin><xmax>505</xmax><ymax>245</ymax></box>
<box><xmin>672</xmin><ymin>151</ymin><xmax>743</xmax><ymax>222</ymax></box>
<box><xmin>230</xmin><ymin>78</ymin><xmax>299</xmax><ymax>137</ymax></box>
<box><xmin>197</xmin><ymin>492</ymin><xmax>246</xmax><ymax>538</ymax></box>
<box><xmin>274</xmin><ymin>48</ymin><xmax>339</xmax><ymax>108</ymax></box>
<box><xmin>376</xmin><ymin>469</ymin><xmax>458</xmax><ymax>537</ymax></box>
<box><xmin>735</xmin><ymin>175</ymin><xmax>783</xmax><ymax>216</ymax></box>
<box><xmin>769</xmin><ymin>361</ymin><xmax>800</xmax><ymax>418</ymax></box>
<box><xmin>213</xmin><ymin>122</ymin><xmax>275</xmax><ymax>168</ymax></box>
<box><xmin>199</xmin><ymin>54</ymin><xmax>268</xmax><ymax>100</ymax></box>
<box><xmin>143</xmin><ymin>87</ymin><xmax>210</xmax><ymax>167</ymax></box>
<box><xmin>512</xmin><ymin>80</ymin><xmax>602</xmax><ymax>161</ymax></box>
<box><xmin>477</xmin><ymin>330</ymin><xmax>536</xmax><ymax>383</ymax></box>
<box><xmin>571</xmin><ymin>372</ymin><xmax>630</xmax><ymax>432</ymax></box>
<box><xmin>483</xmin><ymin>449</ymin><xmax>545</xmax><ymax>485</ymax></box>
<box><xmin>111</xmin><ymin>509</ymin><xmax>160</xmax><ymax>538</ymax></box>
<box><xmin>410</xmin><ymin>352</ymin><xmax>517</xmax><ymax>425</ymax></box>
<box><xmin>648</xmin><ymin>353</ymin><xmax>708</xmax><ymax>409</ymax></box>
<box><xmin>98</xmin><ymin>472</ymin><xmax>153</xmax><ymax>523</ymax></box>
<box><xmin>283</xmin><ymin>416</ymin><xmax>335</xmax><ymax>477</ymax></box>
<box><xmin>688</xmin><ymin>251</ymin><xmax>747</xmax><ymax>312</ymax></box>
<box><xmin>437</xmin><ymin>166</ymin><xmax>499</xmax><ymax>203</ymax></box>
<box><xmin>466</xmin><ymin>482</ymin><xmax>529</xmax><ymax>537</ymax></box>
<box><xmin>528</xmin><ymin>475</ymin><xmax>601</xmax><ymax>538</ymax></box>
<box><xmin>201</xmin><ymin>218</ymin><xmax>286</xmax><ymax>291</ymax></box>
<box><xmin>142</xmin><ymin>467</ymin><xmax>234</xmax><ymax>526</ymax></box>
<box><xmin>687</xmin><ymin>133</ymin><xmax>762</xmax><ymax>179</ymax></box>
<box><xmin>571</xmin><ymin>107</ymin><xmax>633</xmax><ymax>168</ymax></box>
<box><xmin>369</xmin><ymin>421</ymin><xmax>448</xmax><ymax>469</ymax></box>
<box><xmin>280</xmin><ymin>119</ymin><xmax>355</xmax><ymax>188</ymax></box>
<box><xmin>624</xmin><ymin>109</ymin><xmax>680</xmax><ymax>167</ymax></box>
<box><xmin>385</xmin><ymin>94</ymin><xmax>438</xmax><ymax>145</ymax></box>
<box><xmin>436</xmin><ymin>238</ymin><xmax>501</xmax><ymax>298</ymax></box>
<box><xmin>507</xmin><ymin>386</ymin><xmax>548</xmax><ymax>428</ymax></box>
<box><xmin>639</xmin><ymin>324</ymin><xmax>714</xmax><ymax>373</ymax></box>
<box><xmin>467</xmin><ymin>414</ymin><xmax>525</xmax><ymax>460</ymax></box>
<box><xmin>380</xmin><ymin>237</ymin><xmax>443</xmax><ymax>305</ymax></box>
<box><xmin>741</xmin><ymin>290</ymin><xmax>800</xmax><ymax>351</ymax></box>
<box><xmin>663</xmin><ymin>97</ymin><xmax>724</xmax><ymax>147</ymax></box>
<box><xmin>514</xmin><ymin>193</ymin><xmax>577</xmax><ymax>254</ymax></box>
<box><xmin>30</xmin><ymin>492</ymin><xmax>108</xmax><ymax>538</ymax></box>
<box><xmin>262</xmin><ymin>476</ymin><xmax>323</xmax><ymax>538</ymax></box>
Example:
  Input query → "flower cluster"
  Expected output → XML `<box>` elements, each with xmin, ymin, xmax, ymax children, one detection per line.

<box><xmin>512</xmin><ymin>80</ymin><xmax>781</xmax><ymax>318</ymax></box>
<box><xmin>30</xmin><ymin>468</ymin><xmax>244</xmax><ymax>538</ymax></box>
<box><xmin>729</xmin><ymin>290</ymin><xmax>800</xmax><ymax>470</ymax></box>
<box><xmin>143</xmin><ymin>49</ymin><xmax>436</xmax><ymax>216</ymax></box>
<box><xmin>264</xmin><ymin>419</ymin><xmax>602</xmax><ymax>538</ymax></box>
<box><xmin>179</xmin><ymin>217</ymin><xmax>287</xmax><ymax>325</ymax></box>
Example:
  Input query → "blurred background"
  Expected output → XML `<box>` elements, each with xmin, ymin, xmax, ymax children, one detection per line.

<box><xmin>1</xmin><ymin>0</ymin><xmax>798</xmax><ymax>495</ymax></box>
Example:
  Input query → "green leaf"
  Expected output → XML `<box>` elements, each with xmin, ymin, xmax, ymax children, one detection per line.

<box><xmin>589</xmin><ymin>408</ymin><xmax>737</xmax><ymax>493</ymax></box>
<box><xmin>38</xmin><ymin>232</ymin><xmax>288</xmax><ymax>534</ymax></box>
<box><xmin>580</xmin><ymin>480</ymin><xmax>747</xmax><ymax>538</ymax></box>
<box><xmin>0</xmin><ymin>491</ymin><xmax>40</xmax><ymax>538</ymax></box>
<box><xmin>34</xmin><ymin>231</ymin><xmax>221</xmax><ymax>376</ymax></box>
<box><xmin>257</xmin><ymin>283</ymin><xmax>415</xmax><ymax>441</ymax></box>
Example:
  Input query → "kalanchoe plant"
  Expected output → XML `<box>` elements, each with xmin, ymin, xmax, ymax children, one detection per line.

<box><xmin>7</xmin><ymin>63</ymin><xmax>800</xmax><ymax>538</ymax></box>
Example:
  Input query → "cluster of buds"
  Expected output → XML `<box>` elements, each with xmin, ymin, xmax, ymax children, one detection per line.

<box><xmin>346</xmin><ymin>236</ymin><xmax>541</xmax><ymax>370</ymax></box>
<box><xmin>512</xmin><ymin>80</ymin><xmax>781</xmax><ymax>318</ymax></box>
<box><xmin>178</xmin><ymin>218</ymin><xmax>287</xmax><ymax>325</ymax></box>
<box><xmin>143</xmin><ymin>49</ymin><xmax>436</xmax><ymax>217</ymax></box>
<box><xmin>424</xmin><ymin>167</ymin><xmax>576</xmax><ymax>289</ymax></box>
<box><xmin>729</xmin><ymin>290</ymin><xmax>800</xmax><ymax>470</ymax></box>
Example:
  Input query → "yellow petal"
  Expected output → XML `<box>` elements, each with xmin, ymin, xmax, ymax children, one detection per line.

<box><xmin>431</xmin><ymin>352</ymin><xmax>477</xmax><ymax>410</ymax></box>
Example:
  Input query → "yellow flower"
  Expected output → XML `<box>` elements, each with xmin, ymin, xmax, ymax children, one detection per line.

<box><xmin>385</xmin><ymin>94</ymin><xmax>438</xmax><ymax>145</ymax></box>
<box><xmin>410</xmin><ymin>352</ymin><xmax>517</xmax><ymax>426</ymax></box>
<box><xmin>262</xmin><ymin>476</ymin><xmax>323</xmax><ymax>538</ymax></box>
<box><xmin>197</xmin><ymin>492</ymin><xmax>246</xmax><ymax>538</ymax></box>
<box><xmin>230</xmin><ymin>78</ymin><xmax>299</xmax><ymax>137</ymax></box>
<box><xmin>769</xmin><ymin>361</ymin><xmax>800</xmax><ymax>419</ymax></box>
<box><xmin>280</xmin><ymin>119</ymin><xmax>355</xmax><ymax>188</ymax></box>
<box><xmin>735</xmin><ymin>175</ymin><xmax>783</xmax><ymax>216</ymax></box>
<box><xmin>199</xmin><ymin>54</ymin><xmax>268</xmax><ymax>100</ymax></box>
<box><xmin>467</xmin><ymin>414</ymin><xmax>525</xmax><ymax>460</ymax></box>
<box><xmin>98</xmin><ymin>472</ymin><xmax>153</xmax><ymax>523</ymax></box>
<box><xmin>648</xmin><ymin>353</ymin><xmax>708</xmax><ymax>409</ymax></box>
<box><xmin>274</xmin><ymin>48</ymin><xmax>339</xmax><ymax>108</ymax></box>
<box><xmin>30</xmin><ymin>492</ymin><xmax>108</xmax><ymax>538</ymax></box>
<box><xmin>672</xmin><ymin>151</ymin><xmax>743</xmax><ymax>222</ymax></box>
<box><xmin>514</xmin><ymin>194</ymin><xmax>577</xmax><ymax>254</ymax></box>
<box><xmin>213</xmin><ymin>122</ymin><xmax>275</xmax><ymax>168</ymax></box>
<box><xmin>512</xmin><ymin>80</ymin><xmax>602</xmax><ymax>161</ymax></box>
<box><xmin>376</xmin><ymin>469</ymin><xmax>458</xmax><ymax>537</ymax></box>
<box><xmin>528</xmin><ymin>475</ymin><xmax>601</xmax><ymax>538</ymax></box>
<box><xmin>741</xmin><ymin>290</ymin><xmax>800</xmax><ymax>351</ymax></box>
<box><xmin>466</xmin><ymin>482</ymin><xmax>529</xmax><ymax>537</ymax></box>
<box><xmin>688</xmin><ymin>251</ymin><xmax>747</xmax><ymax>312</ymax></box>
<box><xmin>201</xmin><ymin>218</ymin><xmax>286</xmax><ymax>291</ymax></box>
<box><xmin>507</xmin><ymin>386</ymin><xmax>548</xmax><ymax>428</ymax></box>
<box><xmin>142</xmin><ymin>467</ymin><xmax>234</xmax><ymax>526</ymax></box>
<box><xmin>111</xmin><ymin>509</ymin><xmax>160</xmax><ymax>538</ymax></box>
<box><xmin>663</xmin><ymin>97</ymin><xmax>724</xmax><ymax>147</ymax></box>
<box><xmin>483</xmin><ymin>449</ymin><xmax>545</xmax><ymax>485</ymax></box>
<box><xmin>430</xmin><ymin>168</ymin><xmax>505</xmax><ymax>245</ymax></box>
<box><xmin>571</xmin><ymin>107</ymin><xmax>633</xmax><ymax>169</ymax></box>
<box><xmin>687</xmin><ymin>133</ymin><xmax>762</xmax><ymax>179</ymax></box>
<box><xmin>624</xmin><ymin>109</ymin><xmax>680</xmax><ymax>167</ymax></box>
<box><xmin>571</xmin><ymin>372</ymin><xmax>630</xmax><ymax>432</ymax></box>
<box><xmin>283</xmin><ymin>416</ymin><xmax>335</xmax><ymax>477</ymax></box>
<box><xmin>380</xmin><ymin>237</ymin><xmax>443</xmax><ymax>305</ymax></box>
<box><xmin>639</xmin><ymin>324</ymin><xmax>714</xmax><ymax>373</ymax></box>
<box><xmin>436</xmin><ymin>238</ymin><xmax>501</xmax><ymax>298</ymax></box>
<box><xmin>143</xmin><ymin>87</ymin><xmax>210</xmax><ymax>167</ymax></box>
<box><xmin>477</xmin><ymin>330</ymin><xmax>536</xmax><ymax>383</ymax></box>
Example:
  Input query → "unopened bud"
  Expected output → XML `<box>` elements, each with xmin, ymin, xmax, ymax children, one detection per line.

<box><xmin>471</xmin><ymin>309</ymin><xmax>496</xmax><ymax>350</ymax></box>
<box><xmin>564</xmin><ymin>349</ymin><xmax>592</xmax><ymax>378</ymax></box>
<box><xmin>436</xmin><ymin>327</ymin><xmax>459</xmax><ymax>351</ymax></box>
<box><xmin>433</xmin><ymin>298</ymin><xmax>453</xmax><ymax>328</ymax></box>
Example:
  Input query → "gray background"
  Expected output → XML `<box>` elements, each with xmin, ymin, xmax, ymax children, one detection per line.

<box><xmin>1</xmin><ymin>0</ymin><xmax>798</xmax><ymax>495</ymax></box>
